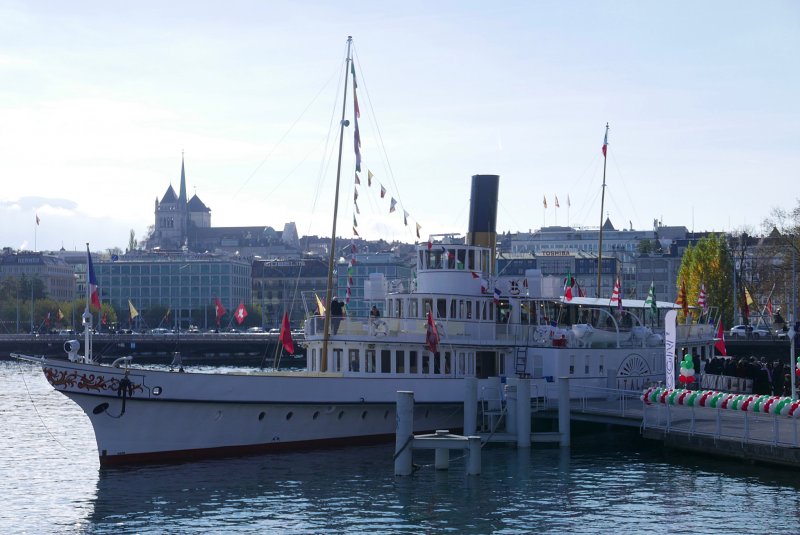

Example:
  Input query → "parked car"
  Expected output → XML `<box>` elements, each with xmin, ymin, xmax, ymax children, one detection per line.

<box><xmin>246</xmin><ymin>327</ymin><xmax>266</xmax><ymax>334</ymax></box>
<box><xmin>728</xmin><ymin>324</ymin><xmax>771</xmax><ymax>338</ymax></box>
<box><xmin>149</xmin><ymin>328</ymin><xmax>173</xmax><ymax>335</ymax></box>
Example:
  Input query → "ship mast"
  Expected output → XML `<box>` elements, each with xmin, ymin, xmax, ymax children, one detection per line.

<box><xmin>321</xmin><ymin>36</ymin><xmax>353</xmax><ymax>371</ymax></box>
<box><xmin>596</xmin><ymin>122</ymin><xmax>609</xmax><ymax>297</ymax></box>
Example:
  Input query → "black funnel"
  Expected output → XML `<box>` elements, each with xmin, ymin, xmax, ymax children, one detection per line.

<box><xmin>467</xmin><ymin>174</ymin><xmax>499</xmax><ymax>274</ymax></box>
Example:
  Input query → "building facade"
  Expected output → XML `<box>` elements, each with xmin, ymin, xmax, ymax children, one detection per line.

<box><xmin>0</xmin><ymin>250</ymin><xmax>76</xmax><ymax>302</ymax></box>
<box><xmin>93</xmin><ymin>251</ymin><xmax>251</xmax><ymax>329</ymax></box>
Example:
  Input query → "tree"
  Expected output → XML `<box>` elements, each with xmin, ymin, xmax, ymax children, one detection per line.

<box><xmin>762</xmin><ymin>203</ymin><xmax>800</xmax><ymax>321</ymax></box>
<box><xmin>128</xmin><ymin>229</ymin><xmax>137</xmax><ymax>253</ymax></box>
<box><xmin>676</xmin><ymin>234</ymin><xmax>734</xmax><ymax>327</ymax></box>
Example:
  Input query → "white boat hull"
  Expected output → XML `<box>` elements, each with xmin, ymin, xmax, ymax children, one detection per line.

<box><xmin>39</xmin><ymin>359</ymin><xmax>466</xmax><ymax>466</ymax></box>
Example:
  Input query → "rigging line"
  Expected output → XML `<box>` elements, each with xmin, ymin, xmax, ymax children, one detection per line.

<box><xmin>232</xmin><ymin>64</ymin><xmax>342</xmax><ymax>200</ymax></box>
<box><xmin>16</xmin><ymin>360</ymin><xmax>68</xmax><ymax>451</ymax></box>
<box><xmin>352</xmin><ymin>46</ymin><xmax>418</xmax><ymax>244</ymax></box>
<box><xmin>610</xmin><ymin>151</ymin><xmax>643</xmax><ymax>229</ymax></box>
<box><xmin>300</xmin><ymin>49</ymin><xmax>349</xmax><ymax>246</ymax></box>
<box><xmin>291</xmin><ymin>43</ymin><xmax>350</xmax><ymax>333</ymax></box>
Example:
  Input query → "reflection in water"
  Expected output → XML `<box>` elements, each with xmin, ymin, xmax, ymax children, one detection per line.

<box><xmin>5</xmin><ymin>361</ymin><xmax>800</xmax><ymax>534</ymax></box>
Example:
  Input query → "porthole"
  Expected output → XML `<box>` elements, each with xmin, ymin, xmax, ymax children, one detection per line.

<box><xmin>361</xmin><ymin>410</ymin><xmax>368</xmax><ymax>420</ymax></box>
<box><xmin>258</xmin><ymin>411</ymin><xmax>266</xmax><ymax>421</ymax></box>
<box><xmin>338</xmin><ymin>410</ymin><xmax>344</xmax><ymax>420</ymax></box>
<box><xmin>152</xmin><ymin>386</ymin><xmax>162</xmax><ymax>396</ymax></box>
<box><xmin>313</xmin><ymin>411</ymin><xmax>320</xmax><ymax>420</ymax></box>
<box><xmin>286</xmin><ymin>411</ymin><xmax>294</xmax><ymax>421</ymax></box>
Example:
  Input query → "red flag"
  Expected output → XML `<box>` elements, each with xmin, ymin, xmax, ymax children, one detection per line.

<box><xmin>610</xmin><ymin>277</ymin><xmax>622</xmax><ymax>310</ymax></box>
<box><xmin>87</xmin><ymin>245</ymin><xmax>101</xmax><ymax>309</ymax></box>
<box><xmin>767</xmin><ymin>297</ymin><xmax>773</xmax><ymax>316</ymax></box>
<box><xmin>234</xmin><ymin>302</ymin><xmax>248</xmax><ymax>325</ymax></box>
<box><xmin>279</xmin><ymin>311</ymin><xmax>295</xmax><ymax>355</ymax></box>
<box><xmin>425</xmin><ymin>311</ymin><xmax>439</xmax><ymax>353</ymax></box>
<box><xmin>602</xmin><ymin>125</ymin><xmax>609</xmax><ymax>158</ymax></box>
<box><xmin>715</xmin><ymin>321</ymin><xmax>727</xmax><ymax>356</ymax></box>
<box><xmin>214</xmin><ymin>297</ymin><xmax>226</xmax><ymax>325</ymax></box>
<box><xmin>564</xmin><ymin>273</ymin><xmax>574</xmax><ymax>301</ymax></box>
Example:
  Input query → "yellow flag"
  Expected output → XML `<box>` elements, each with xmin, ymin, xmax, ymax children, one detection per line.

<box><xmin>745</xmin><ymin>287</ymin><xmax>754</xmax><ymax>306</ymax></box>
<box><xmin>314</xmin><ymin>294</ymin><xmax>326</xmax><ymax>316</ymax></box>
<box><xmin>128</xmin><ymin>299</ymin><xmax>139</xmax><ymax>319</ymax></box>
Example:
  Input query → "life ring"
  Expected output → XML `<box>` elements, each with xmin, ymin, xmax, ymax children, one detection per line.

<box><xmin>372</xmin><ymin>319</ymin><xmax>388</xmax><ymax>336</ymax></box>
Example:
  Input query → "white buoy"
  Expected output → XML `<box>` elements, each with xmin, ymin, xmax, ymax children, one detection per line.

<box><xmin>463</xmin><ymin>376</ymin><xmax>478</xmax><ymax>436</ymax></box>
<box><xmin>505</xmin><ymin>377</ymin><xmax>518</xmax><ymax>434</ymax></box>
<box><xmin>558</xmin><ymin>376</ymin><xmax>571</xmax><ymax>447</ymax></box>
<box><xmin>516</xmin><ymin>377</ymin><xmax>531</xmax><ymax>448</ymax></box>
<box><xmin>395</xmin><ymin>391</ymin><xmax>414</xmax><ymax>476</ymax></box>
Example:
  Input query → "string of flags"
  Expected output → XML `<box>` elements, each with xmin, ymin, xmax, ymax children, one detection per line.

<box><xmin>348</xmin><ymin>59</ymin><xmax>425</xmax><ymax>250</ymax></box>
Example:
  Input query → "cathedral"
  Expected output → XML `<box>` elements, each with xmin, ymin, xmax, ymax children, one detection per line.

<box><xmin>145</xmin><ymin>156</ymin><xmax>299</xmax><ymax>256</ymax></box>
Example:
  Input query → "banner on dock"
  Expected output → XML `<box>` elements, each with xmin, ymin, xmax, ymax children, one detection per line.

<box><xmin>665</xmin><ymin>310</ymin><xmax>676</xmax><ymax>389</ymax></box>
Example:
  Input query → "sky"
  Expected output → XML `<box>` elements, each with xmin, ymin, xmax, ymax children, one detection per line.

<box><xmin>1</xmin><ymin>1</ymin><xmax>798</xmax><ymax>253</ymax></box>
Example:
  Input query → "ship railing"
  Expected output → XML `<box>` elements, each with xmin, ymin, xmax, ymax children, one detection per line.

<box><xmin>534</xmin><ymin>380</ymin><xmax>652</xmax><ymax>418</ymax></box>
<box><xmin>642</xmin><ymin>400</ymin><xmax>800</xmax><ymax>448</ymax></box>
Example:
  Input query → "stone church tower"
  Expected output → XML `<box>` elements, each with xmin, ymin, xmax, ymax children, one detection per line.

<box><xmin>151</xmin><ymin>155</ymin><xmax>190</xmax><ymax>249</ymax></box>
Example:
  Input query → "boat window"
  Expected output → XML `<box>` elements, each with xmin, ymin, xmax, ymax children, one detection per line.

<box><xmin>418</xmin><ymin>250</ymin><xmax>424</xmax><ymax>270</ymax></box>
<box><xmin>422</xmin><ymin>352</ymin><xmax>431</xmax><ymax>374</ymax></box>
<box><xmin>349</xmin><ymin>349</ymin><xmax>360</xmax><ymax>372</ymax></box>
<box><xmin>365</xmin><ymin>350</ymin><xmax>376</xmax><ymax>373</ymax></box>
<box><xmin>449</xmin><ymin>300</ymin><xmax>456</xmax><ymax>319</ymax></box>
<box><xmin>333</xmin><ymin>348</ymin><xmax>343</xmax><ymax>372</ymax></box>
<box><xmin>436</xmin><ymin>299</ymin><xmax>447</xmax><ymax>319</ymax></box>
<box><xmin>422</xmin><ymin>298</ymin><xmax>432</xmax><ymax>316</ymax></box>
<box><xmin>467</xmin><ymin>250</ymin><xmax>475</xmax><ymax>271</ymax></box>
<box><xmin>380</xmin><ymin>350</ymin><xmax>390</xmax><ymax>373</ymax></box>
<box><xmin>447</xmin><ymin>249</ymin><xmax>456</xmax><ymax>269</ymax></box>
<box><xmin>409</xmin><ymin>299</ymin><xmax>418</xmax><ymax>319</ymax></box>
<box><xmin>599</xmin><ymin>356</ymin><xmax>605</xmax><ymax>375</ymax></box>
<box><xmin>569</xmin><ymin>355</ymin><xmax>575</xmax><ymax>375</ymax></box>
<box><xmin>394</xmin><ymin>350</ymin><xmax>405</xmax><ymax>373</ymax></box>
<box><xmin>395</xmin><ymin>300</ymin><xmax>402</xmax><ymax>318</ymax></box>
<box><xmin>310</xmin><ymin>348</ymin><xmax>317</xmax><ymax>372</ymax></box>
<box><xmin>457</xmin><ymin>352</ymin><xmax>466</xmax><ymax>376</ymax></box>
<box><xmin>584</xmin><ymin>355</ymin><xmax>590</xmax><ymax>375</ymax></box>
<box><xmin>443</xmin><ymin>352</ymin><xmax>451</xmax><ymax>374</ymax></box>
<box><xmin>456</xmin><ymin>249</ymin><xmax>465</xmax><ymax>269</ymax></box>
<box><xmin>466</xmin><ymin>301</ymin><xmax>472</xmax><ymax>320</ymax></box>
<box><xmin>409</xmin><ymin>350</ymin><xmax>418</xmax><ymax>373</ymax></box>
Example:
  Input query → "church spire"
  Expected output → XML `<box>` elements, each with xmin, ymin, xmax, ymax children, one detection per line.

<box><xmin>179</xmin><ymin>150</ymin><xmax>187</xmax><ymax>206</ymax></box>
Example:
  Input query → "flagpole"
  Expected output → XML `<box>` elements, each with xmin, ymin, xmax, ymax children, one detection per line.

<box><xmin>322</xmin><ymin>36</ymin><xmax>353</xmax><ymax>372</ymax></box>
<box><xmin>596</xmin><ymin>123</ymin><xmax>609</xmax><ymax>297</ymax></box>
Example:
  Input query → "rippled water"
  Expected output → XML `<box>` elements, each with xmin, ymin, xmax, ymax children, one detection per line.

<box><xmin>3</xmin><ymin>360</ymin><xmax>800</xmax><ymax>534</ymax></box>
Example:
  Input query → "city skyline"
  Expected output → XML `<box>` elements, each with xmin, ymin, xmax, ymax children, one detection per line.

<box><xmin>1</xmin><ymin>2</ymin><xmax>798</xmax><ymax>252</ymax></box>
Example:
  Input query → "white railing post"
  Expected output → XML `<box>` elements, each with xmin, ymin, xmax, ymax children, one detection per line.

<box><xmin>558</xmin><ymin>377</ymin><xmax>571</xmax><ymax>447</ymax></box>
<box><xmin>463</xmin><ymin>376</ymin><xmax>477</xmax><ymax>436</ymax></box>
<box><xmin>467</xmin><ymin>436</ymin><xmax>481</xmax><ymax>475</ymax></box>
<box><xmin>395</xmin><ymin>391</ymin><xmax>414</xmax><ymax>476</ymax></box>
<box><xmin>517</xmin><ymin>377</ymin><xmax>531</xmax><ymax>448</ymax></box>
<box><xmin>505</xmin><ymin>377</ymin><xmax>518</xmax><ymax>435</ymax></box>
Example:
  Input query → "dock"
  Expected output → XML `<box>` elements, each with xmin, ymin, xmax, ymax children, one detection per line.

<box><xmin>476</xmin><ymin>382</ymin><xmax>800</xmax><ymax>469</ymax></box>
